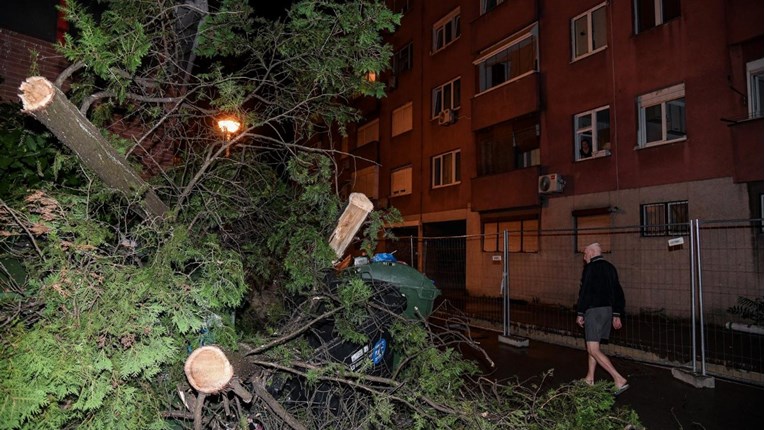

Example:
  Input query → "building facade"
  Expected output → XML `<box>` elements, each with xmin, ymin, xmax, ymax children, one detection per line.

<box><xmin>338</xmin><ymin>0</ymin><xmax>763</xmax><ymax>307</ymax></box>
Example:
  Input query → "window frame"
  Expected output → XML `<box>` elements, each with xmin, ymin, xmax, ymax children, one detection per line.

<box><xmin>481</xmin><ymin>0</ymin><xmax>505</xmax><ymax>15</ymax></box>
<box><xmin>571</xmin><ymin>3</ymin><xmax>608</xmax><ymax>61</ymax></box>
<box><xmin>432</xmin><ymin>77</ymin><xmax>461</xmax><ymax>119</ymax></box>
<box><xmin>574</xmin><ymin>106</ymin><xmax>611</xmax><ymax>161</ymax></box>
<box><xmin>474</xmin><ymin>24</ymin><xmax>538</xmax><ymax>94</ymax></box>
<box><xmin>432</xmin><ymin>8</ymin><xmax>461</xmax><ymax>53</ymax></box>
<box><xmin>634</xmin><ymin>0</ymin><xmax>681</xmax><ymax>34</ymax></box>
<box><xmin>390</xmin><ymin>165</ymin><xmax>413</xmax><ymax>197</ymax></box>
<box><xmin>432</xmin><ymin>149</ymin><xmax>461</xmax><ymax>189</ymax></box>
<box><xmin>640</xmin><ymin>200</ymin><xmax>689</xmax><ymax>237</ymax></box>
<box><xmin>392</xmin><ymin>102</ymin><xmax>413</xmax><ymax>137</ymax></box>
<box><xmin>482</xmin><ymin>217</ymin><xmax>539</xmax><ymax>253</ymax></box>
<box><xmin>393</xmin><ymin>42</ymin><xmax>413</xmax><ymax>76</ymax></box>
<box><xmin>637</xmin><ymin>83</ymin><xmax>686</xmax><ymax>148</ymax></box>
<box><xmin>747</xmin><ymin>58</ymin><xmax>764</xmax><ymax>119</ymax></box>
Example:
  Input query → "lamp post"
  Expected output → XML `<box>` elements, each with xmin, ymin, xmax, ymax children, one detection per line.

<box><xmin>217</xmin><ymin>117</ymin><xmax>241</xmax><ymax>157</ymax></box>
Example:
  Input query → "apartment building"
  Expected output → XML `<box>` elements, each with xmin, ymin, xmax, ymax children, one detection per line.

<box><xmin>338</xmin><ymin>0</ymin><xmax>763</xmax><ymax>302</ymax></box>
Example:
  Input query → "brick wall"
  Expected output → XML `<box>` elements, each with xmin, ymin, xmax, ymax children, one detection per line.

<box><xmin>0</xmin><ymin>28</ymin><xmax>69</xmax><ymax>104</ymax></box>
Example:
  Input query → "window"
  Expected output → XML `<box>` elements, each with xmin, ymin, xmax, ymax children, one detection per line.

<box><xmin>390</xmin><ymin>165</ymin><xmax>412</xmax><ymax>197</ymax></box>
<box><xmin>392</xmin><ymin>102</ymin><xmax>413</xmax><ymax>136</ymax></box>
<box><xmin>574</xmin><ymin>106</ymin><xmax>610</xmax><ymax>160</ymax></box>
<box><xmin>483</xmin><ymin>218</ymin><xmax>539</xmax><ymax>253</ymax></box>
<box><xmin>641</xmin><ymin>201</ymin><xmax>689</xmax><ymax>236</ymax></box>
<box><xmin>432</xmin><ymin>77</ymin><xmax>461</xmax><ymax>118</ymax></box>
<box><xmin>432</xmin><ymin>150</ymin><xmax>461</xmax><ymax>188</ymax></box>
<box><xmin>391</xmin><ymin>0</ymin><xmax>410</xmax><ymax>14</ymax></box>
<box><xmin>575</xmin><ymin>213</ymin><xmax>611</xmax><ymax>252</ymax></box>
<box><xmin>353</xmin><ymin>166</ymin><xmax>379</xmax><ymax>199</ymax></box>
<box><xmin>637</xmin><ymin>83</ymin><xmax>686</xmax><ymax>148</ymax></box>
<box><xmin>477</xmin><ymin>115</ymin><xmax>540</xmax><ymax>176</ymax></box>
<box><xmin>356</xmin><ymin>119</ymin><xmax>379</xmax><ymax>147</ymax></box>
<box><xmin>747</xmin><ymin>58</ymin><xmax>763</xmax><ymax>119</ymax></box>
<box><xmin>634</xmin><ymin>0</ymin><xmax>681</xmax><ymax>33</ymax></box>
<box><xmin>481</xmin><ymin>0</ymin><xmax>504</xmax><ymax>15</ymax></box>
<box><xmin>394</xmin><ymin>42</ymin><xmax>413</xmax><ymax>75</ymax></box>
<box><xmin>433</xmin><ymin>8</ymin><xmax>460</xmax><ymax>53</ymax></box>
<box><xmin>476</xmin><ymin>26</ymin><xmax>537</xmax><ymax>92</ymax></box>
<box><xmin>572</xmin><ymin>3</ymin><xmax>607</xmax><ymax>60</ymax></box>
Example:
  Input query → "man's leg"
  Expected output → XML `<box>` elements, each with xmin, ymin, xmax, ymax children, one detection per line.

<box><xmin>585</xmin><ymin>341</ymin><xmax>627</xmax><ymax>388</ymax></box>
<box><xmin>584</xmin><ymin>353</ymin><xmax>596</xmax><ymax>384</ymax></box>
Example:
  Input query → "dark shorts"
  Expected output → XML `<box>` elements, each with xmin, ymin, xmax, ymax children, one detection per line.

<box><xmin>584</xmin><ymin>306</ymin><xmax>612</xmax><ymax>342</ymax></box>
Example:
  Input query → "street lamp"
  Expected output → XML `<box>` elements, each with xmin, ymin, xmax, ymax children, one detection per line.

<box><xmin>217</xmin><ymin>117</ymin><xmax>241</xmax><ymax>157</ymax></box>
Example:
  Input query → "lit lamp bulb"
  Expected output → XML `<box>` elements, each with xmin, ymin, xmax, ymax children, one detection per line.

<box><xmin>217</xmin><ymin>119</ymin><xmax>241</xmax><ymax>134</ymax></box>
<box><xmin>365</xmin><ymin>71</ymin><xmax>377</xmax><ymax>82</ymax></box>
<box><xmin>217</xmin><ymin>118</ymin><xmax>241</xmax><ymax>157</ymax></box>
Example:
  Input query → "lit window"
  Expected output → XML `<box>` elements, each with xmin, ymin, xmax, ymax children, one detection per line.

<box><xmin>433</xmin><ymin>8</ymin><xmax>460</xmax><ymax>53</ymax></box>
<box><xmin>574</xmin><ymin>106</ymin><xmax>610</xmax><ymax>160</ymax></box>
<box><xmin>482</xmin><ymin>218</ymin><xmax>539</xmax><ymax>253</ymax></box>
<box><xmin>481</xmin><ymin>0</ymin><xmax>504</xmax><ymax>15</ymax></box>
<box><xmin>575</xmin><ymin>212</ymin><xmax>611</xmax><ymax>252</ymax></box>
<box><xmin>641</xmin><ymin>201</ymin><xmax>689</xmax><ymax>237</ymax></box>
<box><xmin>634</xmin><ymin>0</ymin><xmax>681</xmax><ymax>33</ymax></box>
<box><xmin>392</xmin><ymin>102</ymin><xmax>413</xmax><ymax>137</ymax></box>
<box><xmin>390</xmin><ymin>165</ymin><xmax>412</xmax><ymax>197</ymax></box>
<box><xmin>747</xmin><ymin>58</ymin><xmax>763</xmax><ymax>119</ymax></box>
<box><xmin>637</xmin><ymin>83</ymin><xmax>686</xmax><ymax>148</ymax></box>
<box><xmin>572</xmin><ymin>3</ymin><xmax>607</xmax><ymax>60</ymax></box>
<box><xmin>432</xmin><ymin>150</ymin><xmax>461</xmax><ymax>188</ymax></box>
<box><xmin>353</xmin><ymin>166</ymin><xmax>379</xmax><ymax>200</ymax></box>
<box><xmin>476</xmin><ymin>25</ymin><xmax>537</xmax><ymax>93</ymax></box>
<box><xmin>356</xmin><ymin>119</ymin><xmax>379</xmax><ymax>148</ymax></box>
<box><xmin>432</xmin><ymin>77</ymin><xmax>461</xmax><ymax>118</ymax></box>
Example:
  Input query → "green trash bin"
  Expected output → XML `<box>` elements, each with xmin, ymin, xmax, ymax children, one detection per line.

<box><xmin>350</xmin><ymin>261</ymin><xmax>441</xmax><ymax>319</ymax></box>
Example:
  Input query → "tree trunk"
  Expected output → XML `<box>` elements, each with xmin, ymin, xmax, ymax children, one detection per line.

<box><xmin>328</xmin><ymin>192</ymin><xmax>373</xmax><ymax>259</ymax></box>
<box><xmin>18</xmin><ymin>76</ymin><xmax>169</xmax><ymax>219</ymax></box>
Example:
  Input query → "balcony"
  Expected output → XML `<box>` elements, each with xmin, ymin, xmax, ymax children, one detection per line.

<box><xmin>471</xmin><ymin>166</ymin><xmax>540</xmax><ymax>212</ymax></box>
<box><xmin>471</xmin><ymin>73</ymin><xmax>540</xmax><ymax>131</ymax></box>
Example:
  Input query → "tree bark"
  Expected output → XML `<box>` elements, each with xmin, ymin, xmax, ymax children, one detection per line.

<box><xmin>18</xmin><ymin>76</ymin><xmax>169</xmax><ymax>219</ymax></box>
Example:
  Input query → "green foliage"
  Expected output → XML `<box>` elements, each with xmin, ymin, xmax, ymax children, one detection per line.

<box><xmin>0</xmin><ymin>190</ymin><xmax>247</xmax><ymax>429</ymax></box>
<box><xmin>334</xmin><ymin>277</ymin><xmax>373</xmax><ymax>344</ymax></box>
<box><xmin>0</xmin><ymin>103</ymin><xmax>82</xmax><ymax>200</ymax></box>
<box><xmin>527</xmin><ymin>381</ymin><xmax>642</xmax><ymax>430</ymax></box>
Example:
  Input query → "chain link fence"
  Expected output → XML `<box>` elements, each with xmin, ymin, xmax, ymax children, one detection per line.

<box><xmin>397</xmin><ymin>220</ymin><xmax>763</xmax><ymax>383</ymax></box>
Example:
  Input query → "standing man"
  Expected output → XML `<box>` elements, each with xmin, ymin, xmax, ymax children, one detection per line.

<box><xmin>576</xmin><ymin>243</ymin><xmax>630</xmax><ymax>395</ymax></box>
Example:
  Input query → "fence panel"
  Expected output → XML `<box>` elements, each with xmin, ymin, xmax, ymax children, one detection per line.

<box><xmin>421</xmin><ymin>221</ymin><xmax>763</xmax><ymax>379</ymax></box>
<box><xmin>697</xmin><ymin>220</ymin><xmax>763</xmax><ymax>374</ymax></box>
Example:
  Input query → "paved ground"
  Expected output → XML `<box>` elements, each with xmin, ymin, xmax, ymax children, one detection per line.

<box><xmin>463</xmin><ymin>328</ymin><xmax>763</xmax><ymax>430</ymax></box>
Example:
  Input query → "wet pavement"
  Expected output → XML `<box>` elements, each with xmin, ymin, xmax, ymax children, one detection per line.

<box><xmin>464</xmin><ymin>327</ymin><xmax>764</xmax><ymax>430</ymax></box>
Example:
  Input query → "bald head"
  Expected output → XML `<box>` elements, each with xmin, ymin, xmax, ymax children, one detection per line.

<box><xmin>583</xmin><ymin>243</ymin><xmax>602</xmax><ymax>263</ymax></box>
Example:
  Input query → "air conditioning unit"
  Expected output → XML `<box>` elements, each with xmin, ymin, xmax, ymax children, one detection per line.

<box><xmin>538</xmin><ymin>173</ymin><xmax>565</xmax><ymax>194</ymax></box>
<box><xmin>437</xmin><ymin>109</ymin><xmax>456</xmax><ymax>126</ymax></box>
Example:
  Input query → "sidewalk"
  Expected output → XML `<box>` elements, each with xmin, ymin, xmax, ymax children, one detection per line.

<box><xmin>464</xmin><ymin>328</ymin><xmax>764</xmax><ymax>430</ymax></box>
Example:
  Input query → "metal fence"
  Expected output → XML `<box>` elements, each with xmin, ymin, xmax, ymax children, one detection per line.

<box><xmin>395</xmin><ymin>219</ymin><xmax>763</xmax><ymax>383</ymax></box>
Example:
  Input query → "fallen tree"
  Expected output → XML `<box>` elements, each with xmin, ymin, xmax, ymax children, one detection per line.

<box><xmin>0</xmin><ymin>1</ymin><xmax>644</xmax><ymax>429</ymax></box>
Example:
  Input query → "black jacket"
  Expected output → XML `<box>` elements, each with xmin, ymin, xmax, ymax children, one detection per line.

<box><xmin>576</xmin><ymin>255</ymin><xmax>625</xmax><ymax>317</ymax></box>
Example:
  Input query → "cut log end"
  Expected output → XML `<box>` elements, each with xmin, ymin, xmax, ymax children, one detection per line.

<box><xmin>184</xmin><ymin>345</ymin><xmax>234</xmax><ymax>394</ymax></box>
<box><xmin>19</xmin><ymin>76</ymin><xmax>55</xmax><ymax>112</ymax></box>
